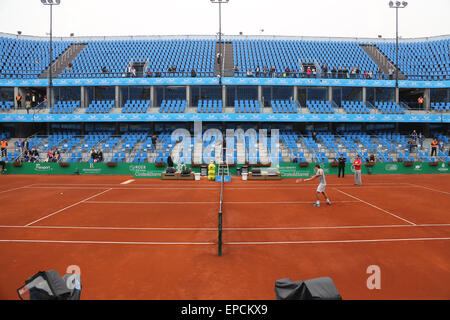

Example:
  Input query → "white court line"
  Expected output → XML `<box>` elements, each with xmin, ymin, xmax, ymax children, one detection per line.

<box><xmin>226</xmin><ymin>237</ymin><xmax>450</xmax><ymax>245</ymax></box>
<box><xmin>25</xmin><ymin>186</ymin><xmax>219</xmax><ymax>190</ymax></box>
<box><xmin>120</xmin><ymin>179</ymin><xmax>135</xmax><ymax>185</ymax></box>
<box><xmin>0</xmin><ymin>184</ymin><xmax>34</xmax><ymax>195</ymax></box>
<box><xmin>407</xmin><ymin>183</ymin><xmax>450</xmax><ymax>195</ymax></box>
<box><xmin>24</xmin><ymin>188</ymin><xmax>113</xmax><ymax>227</ymax></box>
<box><xmin>0</xmin><ymin>239</ymin><xmax>215</xmax><ymax>245</ymax></box>
<box><xmin>85</xmin><ymin>200</ymin><xmax>360</xmax><ymax>205</ymax></box>
<box><xmin>0</xmin><ymin>223</ymin><xmax>448</xmax><ymax>232</ymax></box>
<box><xmin>334</xmin><ymin>188</ymin><xmax>417</xmax><ymax>226</ymax></box>
<box><xmin>0</xmin><ymin>237</ymin><xmax>448</xmax><ymax>246</ymax></box>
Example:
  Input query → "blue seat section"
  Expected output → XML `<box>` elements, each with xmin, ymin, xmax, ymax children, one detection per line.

<box><xmin>271</xmin><ymin>100</ymin><xmax>297</xmax><ymax>113</ymax></box>
<box><xmin>306</xmin><ymin>100</ymin><xmax>334</xmax><ymax>114</ymax></box>
<box><xmin>431</xmin><ymin>102</ymin><xmax>450</xmax><ymax>112</ymax></box>
<box><xmin>234</xmin><ymin>100</ymin><xmax>261</xmax><ymax>113</ymax></box>
<box><xmin>233</xmin><ymin>39</ymin><xmax>380</xmax><ymax>77</ymax></box>
<box><xmin>197</xmin><ymin>100</ymin><xmax>223</xmax><ymax>113</ymax></box>
<box><xmin>373</xmin><ymin>101</ymin><xmax>405</xmax><ymax>114</ymax></box>
<box><xmin>86</xmin><ymin>100</ymin><xmax>115</xmax><ymax>113</ymax></box>
<box><xmin>122</xmin><ymin>100</ymin><xmax>151</xmax><ymax>113</ymax></box>
<box><xmin>1</xmin><ymin>35</ymin><xmax>447</xmax><ymax>80</ymax></box>
<box><xmin>0</xmin><ymin>101</ymin><xmax>14</xmax><ymax>111</ymax></box>
<box><xmin>341</xmin><ymin>101</ymin><xmax>370</xmax><ymax>114</ymax></box>
<box><xmin>0</xmin><ymin>37</ymin><xmax>71</xmax><ymax>79</ymax></box>
<box><xmin>59</xmin><ymin>39</ymin><xmax>215</xmax><ymax>78</ymax></box>
<box><xmin>375</xmin><ymin>40</ymin><xmax>449</xmax><ymax>80</ymax></box>
<box><xmin>159</xmin><ymin>100</ymin><xmax>187</xmax><ymax>113</ymax></box>
<box><xmin>50</xmin><ymin>100</ymin><xmax>81</xmax><ymax>114</ymax></box>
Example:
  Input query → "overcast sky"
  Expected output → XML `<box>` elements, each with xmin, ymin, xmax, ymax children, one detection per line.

<box><xmin>0</xmin><ymin>0</ymin><xmax>449</xmax><ymax>39</ymax></box>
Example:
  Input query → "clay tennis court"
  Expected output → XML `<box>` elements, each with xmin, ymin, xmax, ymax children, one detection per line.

<box><xmin>0</xmin><ymin>174</ymin><xmax>449</xmax><ymax>300</ymax></box>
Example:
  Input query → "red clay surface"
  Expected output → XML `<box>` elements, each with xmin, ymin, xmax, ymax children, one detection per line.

<box><xmin>0</xmin><ymin>174</ymin><xmax>449</xmax><ymax>300</ymax></box>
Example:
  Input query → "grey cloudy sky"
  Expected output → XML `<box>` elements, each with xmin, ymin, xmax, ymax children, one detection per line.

<box><xmin>0</xmin><ymin>0</ymin><xmax>449</xmax><ymax>39</ymax></box>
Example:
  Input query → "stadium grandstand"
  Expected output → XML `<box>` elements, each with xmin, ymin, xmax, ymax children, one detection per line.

<box><xmin>1</xmin><ymin>0</ymin><xmax>450</xmax><ymax>305</ymax></box>
<box><xmin>0</xmin><ymin>32</ymin><xmax>448</xmax><ymax>168</ymax></box>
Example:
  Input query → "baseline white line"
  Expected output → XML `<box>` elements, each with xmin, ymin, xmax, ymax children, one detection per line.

<box><xmin>0</xmin><ymin>238</ymin><xmax>448</xmax><ymax>246</ymax></box>
<box><xmin>226</xmin><ymin>237</ymin><xmax>450</xmax><ymax>245</ymax></box>
<box><xmin>334</xmin><ymin>188</ymin><xmax>417</xmax><ymax>226</ymax></box>
<box><xmin>25</xmin><ymin>186</ymin><xmax>219</xmax><ymax>190</ymax></box>
<box><xmin>24</xmin><ymin>188</ymin><xmax>113</xmax><ymax>227</ymax></box>
<box><xmin>0</xmin><ymin>223</ymin><xmax>449</xmax><ymax>231</ymax></box>
<box><xmin>0</xmin><ymin>184</ymin><xmax>34</xmax><ymax>195</ymax></box>
<box><xmin>407</xmin><ymin>183</ymin><xmax>450</xmax><ymax>195</ymax></box>
<box><xmin>120</xmin><ymin>179</ymin><xmax>135</xmax><ymax>185</ymax></box>
<box><xmin>0</xmin><ymin>239</ymin><xmax>214</xmax><ymax>245</ymax></box>
<box><xmin>85</xmin><ymin>200</ymin><xmax>360</xmax><ymax>205</ymax></box>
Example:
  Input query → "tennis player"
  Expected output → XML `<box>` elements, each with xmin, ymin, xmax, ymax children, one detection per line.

<box><xmin>297</xmin><ymin>164</ymin><xmax>331</xmax><ymax>207</ymax></box>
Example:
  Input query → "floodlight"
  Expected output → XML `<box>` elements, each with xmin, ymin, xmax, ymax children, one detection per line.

<box><xmin>395</xmin><ymin>1</ymin><xmax>401</xmax><ymax>6</ymax></box>
<box><xmin>402</xmin><ymin>1</ymin><xmax>408</xmax><ymax>7</ymax></box>
<box><xmin>389</xmin><ymin>1</ymin><xmax>394</xmax><ymax>7</ymax></box>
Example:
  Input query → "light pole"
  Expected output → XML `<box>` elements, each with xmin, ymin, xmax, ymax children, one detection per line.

<box><xmin>389</xmin><ymin>1</ymin><xmax>407</xmax><ymax>103</ymax></box>
<box><xmin>210</xmin><ymin>0</ymin><xmax>229</xmax><ymax>86</ymax></box>
<box><xmin>41</xmin><ymin>0</ymin><xmax>61</xmax><ymax>111</ymax></box>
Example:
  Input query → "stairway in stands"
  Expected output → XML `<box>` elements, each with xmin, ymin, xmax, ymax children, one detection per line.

<box><xmin>361</xmin><ymin>44</ymin><xmax>407</xmax><ymax>80</ymax></box>
<box><xmin>39</xmin><ymin>43</ymin><xmax>87</xmax><ymax>79</ymax></box>
<box><xmin>214</xmin><ymin>41</ymin><xmax>234</xmax><ymax>77</ymax></box>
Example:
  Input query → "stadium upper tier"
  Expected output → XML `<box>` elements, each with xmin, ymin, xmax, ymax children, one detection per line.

<box><xmin>0</xmin><ymin>33</ymin><xmax>448</xmax><ymax>80</ymax></box>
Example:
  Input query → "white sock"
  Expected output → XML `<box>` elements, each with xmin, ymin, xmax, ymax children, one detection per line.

<box><xmin>316</xmin><ymin>200</ymin><xmax>320</xmax><ymax>204</ymax></box>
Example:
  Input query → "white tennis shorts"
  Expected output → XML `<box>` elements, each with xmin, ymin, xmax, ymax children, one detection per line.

<box><xmin>316</xmin><ymin>183</ymin><xmax>326</xmax><ymax>193</ymax></box>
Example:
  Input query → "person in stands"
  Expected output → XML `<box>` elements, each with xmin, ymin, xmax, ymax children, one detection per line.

<box><xmin>0</xmin><ymin>138</ymin><xmax>7</xmax><ymax>158</ymax></box>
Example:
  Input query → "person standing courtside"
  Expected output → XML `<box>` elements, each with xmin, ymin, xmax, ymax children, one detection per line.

<box><xmin>353</xmin><ymin>154</ymin><xmax>362</xmax><ymax>186</ymax></box>
<box><xmin>337</xmin><ymin>153</ymin><xmax>346</xmax><ymax>178</ymax></box>
<box><xmin>1</xmin><ymin>138</ymin><xmax>7</xmax><ymax>158</ymax></box>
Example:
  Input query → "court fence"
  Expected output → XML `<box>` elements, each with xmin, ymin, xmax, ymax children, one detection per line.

<box><xmin>3</xmin><ymin>161</ymin><xmax>449</xmax><ymax>177</ymax></box>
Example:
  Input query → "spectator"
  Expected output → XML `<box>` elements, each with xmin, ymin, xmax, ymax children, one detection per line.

<box><xmin>263</xmin><ymin>66</ymin><xmax>268</xmax><ymax>77</ymax></box>
<box><xmin>255</xmin><ymin>66</ymin><xmax>261</xmax><ymax>77</ymax></box>
<box><xmin>418</xmin><ymin>96</ymin><xmax>424</xmax><ymax>108</ymax></box>
<box><xmin>337</xmin><ymin>153</ymin><xmax>346</xmax><ymax>178</ymax></box>
<box><xmin>321</xmin><ymin>63</ymin><xmax>328</xmax><ymax>78</ymax></box>
<box><xmin>31</xmin><ymin>92</ymin><xmax>37</xmax><ymax>107</ymax></box>
<box><xmin>90</xmin><ymin>148</ymin><xmax>97</xmax><ymax>162</ymax></box>
<box><xmin>270</xmin><ymin>66</ymin><xmax>276</xmax><ymax>77</ymax></box>
<box><xmin>343</xmin><ymin>67</ymin><xmax>349</xmax><ymax>78</ymax></box>
<box><xmin>418</xmin><ymin>132</ymin><xmax>424</xmax><ymax>150</ymax></box>
<box><xmin>306</xmin><ymin>67</ymin><xmax>312</xmax><ymax>78</ymax></box>
<box><xmin>191</xmin><ymin>68</ymin><xmax>197</xmax><ymax>77</ymax></box>
<box><xmin>337</xmin><ymin>67</ymin><xmax>343</xmax><ymax>79</ymax></box>
<box><xmin>151</xmin><ymin>135</ymin><xmax>157</xmax><ymax>148</ymax></box>
<box><xmin>47</xmin><ymin>149</ymin><xmax>54</xmax><ymax>162</ymax></box>
<box><xmin>23</xmin><ymin>139</ymin><xmax>29</xmax><ymax>152</ymax></box>
<box><xmin>369</xmin><ymin>154</ymin><xmax>375</xmax><ymax>163</ymax></box>
<box><xmin>353</xmin><ymin>155</ymin><xmax>362</xmax><ymax>186</ymax></box>
<box><xmin>131</xmin><ymin>67</ymin><xmax>136</xmax><ymax>77</ymax></box>
<box><xmin>292</xmin><ymin>157</ymin><xmax>298</xmax><ymax>163</ymax></box>
<box><xmin>430</xmin><ymin>138</ymin><xmax>438</xmax><ymax>157</ymax></box>
<box><xmin>438</xmin><ymin>140</ymin><xmax>445</xmax><ymax>153</ymax></box>
<box><xmin>30</xmin><ymin>149</ymin><xmax>39</xmax><ymax>162</ymax></box>
<box><xmin>246</xmin><ymin>70</ymin><xmax>253</xmax><ymax>77</ymax></box>
<box><xmin>167</xmin><ymin>154</ymin><xmax>174</xmax><ymax>168</ymax></box>
<box><xmin>15</xmin><ymin>138</ymin><xmax>23</xmax><ymax>153</ymax></box>
<box><xmin>411</xmin><ymin>130</ymin><xmax>418</xmax><ymax>142</ymax></box>
<box><xmin>355</xmin><ymin>67</ymin><xmax>361</xmax><ymax>78</ymax></box>
<box><xmin>155</xmin><ymin>70</ymin><xmax>161</xmax><ymax>77</ymax></box>
<box><xmin>102</xmin><ymin>66</ymin><xmax>108</xmax><ymax>73</ymax></box>
<box><xmin>67</xmin><ymin>63</ymin><xmax>73</xmax><ymax>72</ymax></box>
<box><xmin>97</xmin><ymin>149</ymin><xmax>104</xmax><ymax>163</ymax></box>
<box><xmin>126</xmin><ymin>64</ymin><xmax>132</xmax><ymax>77</ymax></box>
<box><xmin>1</xmin><ymin>138</ymin><xmax>7</xmax><ymax>157</ymax></box>
<box><xmin>331</xmin><ymin>67</ymin><xmax>337</xmax><ymax>78</ymax></box>
<box><xmin>216</xmin><ymin>53</ymin><xmax>222</xmax><ymax>65</ymax></box>
<box><xmin>312</xmin><ymin>131</ymin><xmax>317</xmax><ymax>142</ymax></box>
<box><xmin>367</xmin><ymin>71</ymin><xmax>373</xmax><ymax>79</ymax></box>
<box><xmin>284</xmin><ymin>66</ymin><xmax>290</xmax><ymax>77</ymax></box>
<box><xmin>25</xmin><ymin>93</ymin><xmax>31</xmax><ymax>109</ymax></box>
<box><xmin>233</xmin><ymin>65</ymin><xmax>239</xmax><ymax>73</ymax></box>
<box><xmin>350</xmin><ymin>67</ymin><xmax>356</xmax><ymax>78</ymax></box>
<box><xmin>54</xmin><ymin>148</ymin><xmax>61</xmax><ymax>162</ymax></box>
<box><xmin>0</xmin><ymin>158</ymin><xmax>6</xmax><ymax>174</ymax></box>
<box><xmin>16</xmin><ymin>93</ymin><xmax>22</xmax><ymax>108</ymax></box>
<box><xmin>388</xmin><ymin>67</ymin><xmax>394</xmax><ymax>80</ymax></box>
<box><xmin>145</xmin><ymin>69</ymin><xmax>152</xmax><ymax>77</ymax></box>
